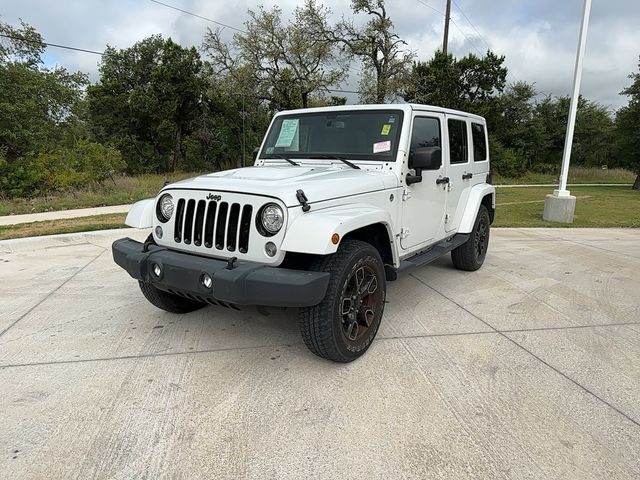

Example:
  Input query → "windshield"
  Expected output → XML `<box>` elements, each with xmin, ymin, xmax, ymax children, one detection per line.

<box><xmin>260</xmin><ymin>110</ymin><xmax>404</xmax><ymax>162</ymax></box>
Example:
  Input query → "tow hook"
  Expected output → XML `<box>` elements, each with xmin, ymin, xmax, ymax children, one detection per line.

<box><xmin>296</xmin><ymin>189</ymin><xmax>311</xmax><ymax>212</ymax></box>
<box><xmin>226</xmin><ymin>257</ymin><xmax>238</xmax><ymax>270</ymax></box>
<box><xmin>142</xmin><ymin>233</ymin><xmax>156</xmax><ymax>252</ymax></box>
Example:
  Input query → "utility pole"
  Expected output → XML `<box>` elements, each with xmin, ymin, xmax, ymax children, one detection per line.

<box><xmin>443</xmin><ymin>0</ymin><xmax>452</xmax><ymax>55</ymax></box>
<box><xmin>542</xmin><ymin>0</ymin><xmax>592</xmax><ymax>223</ymax></box>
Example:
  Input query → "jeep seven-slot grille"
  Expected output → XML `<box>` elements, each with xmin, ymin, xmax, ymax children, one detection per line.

<box><xmin>173</xmin><ymin>198</ymin><xmax>252</xmax><ymax>253</ymax></box>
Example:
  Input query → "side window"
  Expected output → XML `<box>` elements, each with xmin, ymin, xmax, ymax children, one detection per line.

<box><xmin>409</xmin><ymin>117</ymin><xmax>441</xmax><ymax>160</ymax></box>
<box><xmin>471</xmin><ymin>123</ymin><xmax>487</xmax><ymax>162</ymax></box>
<box><xmin>447</xmin><ymin>119</ymin><xmax>468</xmax><ymax>164</ymax></box>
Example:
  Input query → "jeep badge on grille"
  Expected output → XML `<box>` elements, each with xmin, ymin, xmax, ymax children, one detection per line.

<box><xmin>206</xmin><ymin>193</ymin><xmax>221</xmax><ymax>201</ymax></box>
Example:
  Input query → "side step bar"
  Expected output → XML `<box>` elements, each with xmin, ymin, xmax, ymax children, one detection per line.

<box><xmin>386</xmin><ymin>234</ymin><xmax>470</xmax><ymax>280</ymax></box>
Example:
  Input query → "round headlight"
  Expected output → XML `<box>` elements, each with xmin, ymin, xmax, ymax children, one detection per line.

<box><xmin>157</xmin><ymin>194</ymin><xmax>174</xmax><ymax>223</ymax></box>
<box><xmin>260</xmin><ymin>203</ymin><xmax>284</xmax><ymax>234</ymax></box>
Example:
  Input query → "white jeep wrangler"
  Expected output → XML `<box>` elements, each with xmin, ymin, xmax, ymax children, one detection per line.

<box><xmin>113</xmin><ymin>104</ymin><xmax>495</xmax><ymax>362</ymax></box>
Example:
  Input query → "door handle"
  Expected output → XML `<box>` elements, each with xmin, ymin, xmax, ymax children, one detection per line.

<box><xmin>462</xmin><ymin>172</ymin><xmax>473</xmax><ymax>180</ymax></box>
<box><xmin>436</xmin><ymin>177</ymin><xmax>450</xmax><ymax>185</ymax></box>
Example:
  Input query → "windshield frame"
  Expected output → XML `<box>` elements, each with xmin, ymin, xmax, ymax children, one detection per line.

<box><xmin>259</xmin><ymin>109</ymin><xmax>405</xmax><ymax>163</ymax></box>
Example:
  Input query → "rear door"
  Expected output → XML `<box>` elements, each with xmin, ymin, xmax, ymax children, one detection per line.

<box><xmin>444</xmin><ymin>115</ymin><xmax>471</xmax><ymax>232</ymax></box>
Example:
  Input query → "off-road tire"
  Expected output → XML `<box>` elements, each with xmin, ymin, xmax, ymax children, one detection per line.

<box><xmin>451</xmin><ymin>205</ymin><xmax>490</xmax><ymax>271</ymax></box>
<box><xmin>299</xmin><ymin>240</ymin><xmax>386</xmax><ymax>363</ymax></box>
<box><xmin>138</xmin><ymin>281</ymin><xmax>206</xmax><ymax>313</ymax></box>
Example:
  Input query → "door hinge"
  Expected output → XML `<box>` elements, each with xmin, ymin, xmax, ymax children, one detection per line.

<box><xmin>402</xmin><ymin>188</ymin><xmax>412</xmax><ymax>201</ymax></box>
<box><xmin>400</xmin><ymin>228</ymin><xmax>410</xmax><ymax>239</ymax></box>
<box><xmin>445</xmin><ymin>214</ymin><xmax>450</xmax><ymax>223</ymax></box>
<box><xmin>447</xmin><ymin>182</ymin><xmax>452</xmax><ymax>192</ymax></box>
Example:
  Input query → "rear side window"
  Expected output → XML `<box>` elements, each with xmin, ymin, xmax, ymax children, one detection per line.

<box><xmin>409</xmin><ymin>117</ymin><xmax>441</xmax><ymax>157</ymax></box>
<box><xmin>447</xmin><ymin>119</ymin><xmax>468</xmax><ymax>164</ymax></box>
<box><xmin>471</xmin><ymin>123</ymin><xmax>487</xmax><ymax>162</ymax></box>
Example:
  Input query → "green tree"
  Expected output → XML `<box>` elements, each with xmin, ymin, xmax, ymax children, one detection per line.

<box><xmin>196</xmin><ymin>73</ymin><xmax>272</xmax><ymax>170</ymax></box>
<box><xmin>616</xmin><ymin>57</ymin><xmax>640</xmax><ymax>189</ymax></box>
<box><xmin>203</xmin><ymin>0</ymin><xmax>344</xmax><ymax>110</ymax></box>
<box><xmin>335</xmin><ymin>0</ymin><xmax>414</xmax><ymax>103</ymax></box>
<box><xmin>573</xmin><ymin>99</ymin><xmax>616</xmax><ymax>168</ymax></box>
<box><xmin>87</xmin><ymin>36</ymin><xmax>206</xmax><ymax>172</ymax></box>
<box><xmin>0</xmin><ymin>21</ymin><xmax>88</xmax><ymax>162</ymax></box>
<box><xmin>489</xmin><ymin>82</ymin><xmax>543</xmax><ymax>175</ymax></box>
<box><xmin>534</xmin><ymin>95</ymin><xmax>617</xmax><ymax>171</ymax></box>
<box><xmin>404</xmin><ymin>50</ymin><xmax>507</xmax><ymax>114</ymax></box>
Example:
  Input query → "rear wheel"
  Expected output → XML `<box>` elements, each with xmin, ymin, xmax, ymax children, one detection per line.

<box><xmin>299</xmin><ymin>240</ymin><xmax>386</xmax><ymax>363</ymax></box>
<box><xmin>451</xmin><ymin>205</ymin><xmax>490</xmax><ymax>271</ymax></box>
<box><xmin>138</xmin><ymin>281</ymin><xmax>206</xmax><ymax>313</ymax></box>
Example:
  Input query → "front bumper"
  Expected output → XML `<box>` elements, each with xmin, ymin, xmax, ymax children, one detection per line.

<box><xmin>112</xmin><ymin>238</ymin><xmax>330</xmax><ymax>307</ymax></box>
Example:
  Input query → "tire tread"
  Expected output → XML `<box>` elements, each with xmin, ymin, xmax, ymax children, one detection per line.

<box><xmin>451</xmin><ymin>205</ymin><xmax>490</xmax><ymax>271</ymax></box>
<box><xmin>299</xmin><ymin>240</ymin><xmax>384</xmax><ymax>362</ymax></box>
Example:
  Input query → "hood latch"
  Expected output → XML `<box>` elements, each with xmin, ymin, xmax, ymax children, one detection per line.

<box><xmin>296</xmin><ymin>189</ymin><xmax>311</xmax><ymax>212</ymax></box>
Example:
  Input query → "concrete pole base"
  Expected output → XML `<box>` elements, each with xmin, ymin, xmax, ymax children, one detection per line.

<box><xmin>543</xmin><ymin>193</ymin><xmax>576</xmax><ymax>223</ymax></box>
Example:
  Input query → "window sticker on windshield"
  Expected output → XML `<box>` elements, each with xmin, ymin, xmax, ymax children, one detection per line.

<box><xmin>275</xmin><ymin>119</ymin><xmax>299</xmax><ymax>147</ymax></box>
<box><xmin>373</xmin><ymin>140</ymin><xmax>391</xmax><ymax>153</ymax></box>
<box><xmin>388</xmin><ymin>116</ymin><xmax>396</xmax><ymax>123</ymax></box>
<box><xmin>381</xmin><ymin>124</ymin><xmax>391</xmax><ymax>136</ymax></box>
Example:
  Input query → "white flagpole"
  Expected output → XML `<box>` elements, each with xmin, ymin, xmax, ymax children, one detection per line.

<box><xmin>543</xmin><ymin>0</ymin><xmax>592</xmax><ymax>223</ymax></box>
<box><xmin>556</xmin><ymin>0</ymin><xmax>592</xmax><ymax>196</ymax></box>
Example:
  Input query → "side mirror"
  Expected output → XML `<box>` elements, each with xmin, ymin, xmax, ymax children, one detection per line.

<box><xmin>412</xmin><ymin>147</ymin><xmax>442</xmax><ymax>170</ymax></box>
<box><xmin>406</xmin><ymin>147</ymin><xmax>442</xmax><ymax>186</ymax></box>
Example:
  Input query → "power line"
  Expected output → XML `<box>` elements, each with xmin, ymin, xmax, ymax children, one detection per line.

<box><xmin>414</xmin><ymin>0</ymin><xmax>485</xmax><ymax>57</ymax></box>
<box><xmin>452</xmin><ymin>0</ymin><xmax>491</xmax><ymax>51</ymax></box>
<box><xmin>0</xmin><ymin>33</ymin><xmax>359</xmax><ymax>95</ymax></box>
<box><xmin>415</xmin><ymin>0</ymin><xmax>445</xmax><ymax>16</ymax></box>
<box><xmin>0</xmin><ymin>33</ymin><xmax>110</xmax><ymax>57</ymax></box>
<box><xmin>450</xmin><ymin>19</ymin><xmax>484</xmax><ymax>57</ymax></box>
<box><xmin>146</xmin><ymin>0</ymin><xmax>246</xmax><ymax>33</ymax></box>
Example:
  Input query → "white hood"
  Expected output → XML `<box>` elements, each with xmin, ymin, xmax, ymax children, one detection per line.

<box><xmin>165</xmin><ymin>164</ymin><xmax>398</xmax><ymax>207</ymax></box>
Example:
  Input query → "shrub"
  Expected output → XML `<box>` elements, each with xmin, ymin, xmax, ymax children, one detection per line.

<box><xmin>0</xmin><ymin>140</ymin><xmax>125</xmax><ymax>197</ymax></box>
<box><xmin>489</xmin><ymin>137</ymin><xmax>522</xmax><ymax>177</ymax></box>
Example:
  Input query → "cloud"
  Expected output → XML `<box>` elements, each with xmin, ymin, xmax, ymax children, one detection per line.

<box><xmin>2</xmin><ymin>0</ymin><xmax>638</xmax><ymax>107</ymax></box>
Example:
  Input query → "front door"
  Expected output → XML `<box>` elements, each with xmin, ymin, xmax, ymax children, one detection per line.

<box><xmin>444</xmin><ymin>115</ymin><xmax>471</xmax><ymax>232</ymax></box>
<box><xmin>401</xmin><ymin>114</ymin><xmax>447</xmax><ymax>251</ymax></box>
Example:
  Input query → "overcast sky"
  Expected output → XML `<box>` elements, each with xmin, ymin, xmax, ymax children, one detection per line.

<box><xmin>2</xmin><ymin>0</ymin><xmax>639</xmax><ymax>108</ymax></box>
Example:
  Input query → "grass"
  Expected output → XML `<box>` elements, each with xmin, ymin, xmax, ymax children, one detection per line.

<box><xmin>494</xmin><ymin>167</ymin><xmax>636</xmax><ymax>185</ymax></box>
<box><xmin>0</xmin><ymin>213</ymin><xmax>126</xmax><ymax>241</ymax></box>
<box><xmin>0</xmin><ymin>172</ymin><xmax>199</xmax><ymax>216</ymax></box>
<box><xmin>1</xmin><ymin>168</ymin><xmax>636</xmax><ymax>217</ymax></box>
<box><xmin>494</xmin><ymin>186</ymin><xmax>640</xmax><ymax>228</ymax></box>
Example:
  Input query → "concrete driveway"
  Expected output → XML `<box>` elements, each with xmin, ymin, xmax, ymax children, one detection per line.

<box><xmin>1</xmin><ymin>228</ymin><xmax>639</xmax><ymax>479</ymax></box>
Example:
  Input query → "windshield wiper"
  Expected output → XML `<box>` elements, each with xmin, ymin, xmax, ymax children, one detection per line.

<box><xmin>309</xmin><ymin>154</ymin><xmax>360</xmax><ymax>170</ymax></box>
<box><xmin>263</xmin><ymin>154</ymin><xmax>299</xmax><ymax>166</ymax></box>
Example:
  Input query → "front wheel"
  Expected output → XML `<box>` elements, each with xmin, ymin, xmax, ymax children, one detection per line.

<box><xmin>451</xmin><ymin>204</ymin><xmax>490</xmax><ymax>271</ymax></box>
<box><xmin>299</xmin><ymin>240</ymin><xmax>386</xmax><ymax>363</ymax></box>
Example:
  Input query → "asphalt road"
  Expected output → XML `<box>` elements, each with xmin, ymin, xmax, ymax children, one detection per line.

<box><xmin>1</xmin><ymin>228</ymin><xmax>639</xmax><ymax>479</ymax></box>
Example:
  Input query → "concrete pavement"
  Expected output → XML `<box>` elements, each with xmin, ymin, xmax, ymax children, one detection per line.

<box><xmin>1</xmin><ymin>228</ymin><xmax>639</xmax><ymax>479</ymax></box>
